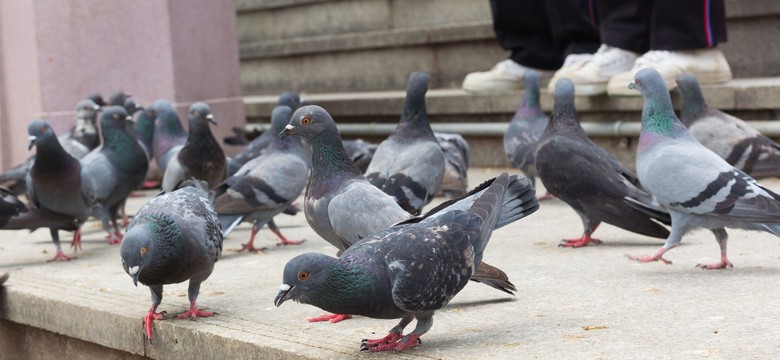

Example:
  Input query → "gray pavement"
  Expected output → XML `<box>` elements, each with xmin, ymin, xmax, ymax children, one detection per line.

<box><xmin>1</xmin><ymin>168</ymin><xmax>780</xmax><ymax>359</ymax></box>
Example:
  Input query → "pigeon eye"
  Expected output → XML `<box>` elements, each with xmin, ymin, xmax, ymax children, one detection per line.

<box><xmin>300</xmin><ymin>117</ymin><xmax>311</xmax><ymax>125</ymax></box>
<box><xmin>297</xmin><ymin>271</ymin><xmax>310</xmax><ymax>281</ymax></box>
<box><xmin>140</xmin><ymin>246</ymin><xmax>147</xmax><ymax>256</ymax></box>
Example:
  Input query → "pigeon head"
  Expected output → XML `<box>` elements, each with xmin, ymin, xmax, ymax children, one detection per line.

<box><xmin>277</xmin><ymin>91</ymin><xmax>303</xmax><ymax>110</ymax></box>
<box><xmin>628</xmin><ymin>68</ymin><xmax>667</xmax><ymax>97</ymax></box>
<box><xmin>274</xmin><ymin>252</ymin><xmax>340</xmax><ymax>307</ymax></box>
<box><xmin>119</xmin><ymin>224</ymin><xmax>154</xmax><ymax>286</ymax></box>
<box><xmin>124</xmin><ymin>98</ymin><xmax>142</xmax><ymax>116</ymax></box>
<box><xmin>268</xmin><ymin>105</ymin><xmax>294</xmax><ymax>136</ymax></box>
<box><xmin>135</xmin><ymin>107</ymin><xmax>157</xmax><ymax>137</ymax></box>
<box><xmin>522</xmin><ymin>70</ymin><xmax>541</xmax><ymax>107</ymax></box>
<box><xmin>108</xmin><ymin>91</ymin><xmax>130</xmax><ymax>107</ymax></box>
<box><xmin>281</xmin><ymin>105</ymin><xmax>338</xmax><ymax>141</ymax></box>
<box><xmin>402</xmin><ymin>71</ymin><xmax>430</xmax><ymax>121</ymax></box>
<box><xmin>188</xmin><ymin>102</ymin><xmax>216</xmax><ymax>128</ymax></box>
<box><xmin>630</xmin><ymin>68</ymin><xmax>684</xmax><ymax>136</ymax></box>
<box><xmin>153</xmin><ymin>99</ymin><xmax>185</xmax><ymax>133</ymax></box>
<box><xmin>675</xmin><ymin>73</ymin><xmax>708</xmax><ymax>124</ymax></box>
<box><xmin>550</xmin><ymin>78</ymin><xmax>578</xmax><ymax>127</ymax></box>
<box><xmin>86</xmin><ymin>93</ymin><xmax>107</xmax><ymax>107</ymax></box>
<box><xmin>100</xmin><ymin>106</ymin><xmax>132</xmax><ymax>132</ymax></box>
<box><xmin>27</xmin><ymin>119</ymin><xmax>56</xmax><ymax>150</ymax></box>
<box><xmin>75</xmin><ymin>99</ymin><xmax>101</xmax><ymax>120</ymax></box>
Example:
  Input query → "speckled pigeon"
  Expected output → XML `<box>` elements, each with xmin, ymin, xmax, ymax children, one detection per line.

<box><xmin>162</xmin><ymin>102</ymin><xmax>227</xmax><ymax>192</ymax></box>
<box><xmin>365</xmin><ymin>71</ymin><xmax>445</xmax><ymax>215</ymax></box>
<box><xmin>26</xmin><ymin>120</ymin><xmax>97</xmax><ymax>261</ymax></box>
<box><xmin>275</xmin><ymin>172</ymin><xmax>538</xmax><ymax>352</ymax></box>
<box><xmin>535</xmin><ymin>78</ymin><xmax>670</xmax><ymax>247</ymax></box>
<box><xmin>81</xmin><ymin>106</ymin><xmax>149</xmax><ymax>244</ymax></box>
<box><xmin>281</xmin><ymin>105</ymin><xmax>529</xmax><ymax>322</ymax></box>
<box><xmin>152</xmin><ymin>99</ymin><xmax>187</xmax><ymax>174</ymax></box>
<box><xmin>503</xmin><ymin>70</ymin><xmax>553</xmax><ymax>200</ymax></box>
<box><xmin>120</xmin><ymin>179</ymin><xmax>222</xmax><ymax>344</ymax></box>
<box><xmin>677</xmin><ymin>73</ymin><xmax>780</xmax><ymax>179</ymax></box>
<box><xmin>434</xmin><ymin>132</ymin><xmax>470</xmax><ymax>198</ymax></box>
<box><xmin>628</xmin><ymin>68</ymin><xmax>780</xmax><ymax>269</ymax></box>
<box><xmin>215</xmin><ymin>106</ymin><xmax>309</xmax><ymax>251</ymax></box>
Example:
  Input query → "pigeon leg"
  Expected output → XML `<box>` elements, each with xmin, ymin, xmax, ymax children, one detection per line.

<box><xmin>269</xmin><ymin>219</ymin><xmax>304</xmax><ymax>246</ymax></box>
<box><xmin>49</xmin><ymin>228</ymin><xmax>75</xmax><ymax>262</ymax></box>
<box><xmin>559</xmin><ymin>221</ymin><xmax>601</xmax><ymax>247</ymax></box>
<box><xmin>363</xmin><ymin>313</ymin><xmax>429</xmax><ymax>352</ymax></box>
<box><xmin>70</xmin><ymin>225</ymin><xmax>83</xmax><ymax>251</ymax></box>
<box><xmin>696</xmin><ymin>228</ymin><xmax>734</xmax><ymax>270</ymax></box>
<box><xmin>239</xmin><ymin>223</ymin><xmax>267</xmax><ymax>253</ymax></box>
<box><xmin>308</xmin><ymin>313</ymin><xmax>352</xmax><ymax>323</ymax></box>
<box><xmin>145</xmin><ymin>285</ymin><xmax>167</xmax><ymax>344</ymax></box>
<box><xmin>629</xmin><ymin>219</ymin><xmax>684</xmax><ymax>265</ymax></box>
<box><xmin>176</xmin><ymin>280</ymin><xmax>215</xmax><ymax>320</ymax></box>
<box><xmin>361</xmin><ymin>314</ymin><xmax>412</xmax><ymax>350</ymax></box>
<box><xmin>537</xmin><ymin>192</ymin><xmax>556</xmax><ymax>201</ymax></box>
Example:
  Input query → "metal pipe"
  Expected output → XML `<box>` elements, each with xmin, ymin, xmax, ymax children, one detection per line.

<box><xmin>248</xmin><ymin>120</ymin><xmax>780</xmax><ymax>137</ymax></box>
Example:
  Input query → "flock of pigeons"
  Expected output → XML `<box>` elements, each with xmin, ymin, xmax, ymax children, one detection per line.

<box><xmin>2</xmin><ymin>67</ymin><xmax>780</xmax><ymax>352</ymax></box>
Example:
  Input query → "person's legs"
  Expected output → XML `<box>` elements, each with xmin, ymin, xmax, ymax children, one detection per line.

<box><xmin>607</xmin><ymin>0</ymin><xmax>731</xmax><ymax>95</ymax></box>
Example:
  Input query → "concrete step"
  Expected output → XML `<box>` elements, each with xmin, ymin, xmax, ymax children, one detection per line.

<box><xmin>242</xmin><ymin>77</ymin><xmax>780</xmax><ymax>167</ymax></box>
<box><xmin>237</xmin><ymin>0</ymin><xmax>780</xmax><ymax>95</ymax></box>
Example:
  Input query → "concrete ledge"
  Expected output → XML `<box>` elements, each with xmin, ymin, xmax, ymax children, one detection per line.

<box><xmin>2</xmin><ymin>171</ymin><xmax>780</xmax><ymax>358</ymax></box>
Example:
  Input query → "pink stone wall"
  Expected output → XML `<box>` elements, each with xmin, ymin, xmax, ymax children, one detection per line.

<box><xmin>0</xmin><ymin>0</ymin><xmax>245</xmax><ymax>169</ymax></box>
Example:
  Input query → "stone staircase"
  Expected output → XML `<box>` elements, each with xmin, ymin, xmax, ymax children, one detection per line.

<box><xmin>236</xmin><ymin>0</ymin><xmax>780</xmax><ymax>166</ymax></box>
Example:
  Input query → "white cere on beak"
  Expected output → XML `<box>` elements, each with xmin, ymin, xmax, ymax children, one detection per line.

<box><xmin>126</xmin><ymin>116</ymin><xmax>132</xmax><ymax>121</ymax></box>
<box><xmin>279</xmin><ymin>284</ymin><xmax>291</xmax><ymax>292</ymax></box>
<box><xmin>206</xmin><ymin>114</ymin><xmax>214</xmax><ymax>120</ymax></box>
<box><xmin>285</xmin><ymin>124</ymin><xmax>295</xmax><ymax>131</ymax></box>
<box><xmin>128</xmin><ymin>266</ymin><xmax>140</xmax><ymax>275</ymax></box>
<box><xmin>28</xmin><ymin>135</ymin><xmax>36</xmax><ymax>141</ymax></box>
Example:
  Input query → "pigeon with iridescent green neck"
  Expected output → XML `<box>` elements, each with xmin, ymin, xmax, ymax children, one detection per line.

<box><xmin>629</xmin><ymin>68</ymin><xmax>780</xmax><ymax>269</ymax></box>
<box><xmin>120</xmin><ymin>179</ymin><xmax>222</xmax><ymax>344</ymax></box>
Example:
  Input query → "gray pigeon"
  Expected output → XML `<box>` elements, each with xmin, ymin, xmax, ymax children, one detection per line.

<box><xmin>281</xmin><ymin>105</ymin><xmax>525</xmax><ymax>324</ymax></box>
<box><xmin>134</xmin><ymin>106</ymin><xmax>157</xmax><ymax>161</ymax></box>
<box><xmin>366</xmin><ymin>71</ymin><xmax>445</xmax><ymax>215</ymax></box>
<box><xmin>0</xmin><ymin>99</ymin><xmax>100</xmax><ymax>196</ymax></box>
<box><xmin>152</xmin><ymin>99</ymin><xmax>187</xmax><ymax>174</ymax></box>
<box><xmin>81</xmin><ymin>106</ymin><xmax>150</xmax><ymax>244</ymax></box>
<box><xmin>0</xmin><ymin>188</ymin><xmax>26</xmax><ymax>227</ymax></box>
<box><xmin>535</xmin><ymin>78</ymin><xmax>670</xmax><ymax>247</ymax></box>
<box><xmin>677</xmin><ymin>73</ymin><xmax>780</xmax><ymax>179</ymax></box>
<box><xmin>215</xmin><ymin>106</ymin><xmax>309</xmax><ymax>251</ymax></box>
<box><xmin>342</xmin><ymin>139</ymin><xmax>377</xmax><ymax>173</ymax></box>
<box><xmin>162</xmin><ymin>102</ymin><xmax>228</xmax><ymax>192</ymax></box>
<box><xmin>275</xmin><ymin>172</ymin><xmax>538</xmax><ymax>352</ymax></box>
<box><xmin>228</xmin><ymin>91</ymin><xmax>305</xmax><ymax>175</ymax></box>
<box><xmin>0</xmin><ymin>187</ymin><xmax>76</xmax><ymax>232</ymax></box>
<box><xmin>628</xmin><ymin>68</ymin><xmax>780</xmax><ymax>269</ymax></box>
<box><xmin>119</xmin><ymin>179</ymin><xmax>222</xmax><ymax>344</ymax></box>
<box><xmin>434</xmin><ymin>132</ymin><xmax>470</xmax><ymax>198</ymax></box>
<box><xmin>503</xmin><ymin>70</ymin><xmax>553</xmax><ymax>200</ymax></box>
<box><xmin>26</xmin><ymin>120</ymin><xmax>97</xmax><ymax>261</ymax></box>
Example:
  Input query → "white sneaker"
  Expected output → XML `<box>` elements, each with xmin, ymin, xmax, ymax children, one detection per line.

<box><xmin>607</xmin><ymin>48</ymin><xmax>732</xmax><ymax>96</ymax></box>
<box><xmin>462</xmin><ymin>59</ymin><xmax>553</xmax><ymax>93</ymax></box>
<box><xmin>548</xmin><ymin>45</ymin><xmax>638</xmax><ymax>96</ymax></box>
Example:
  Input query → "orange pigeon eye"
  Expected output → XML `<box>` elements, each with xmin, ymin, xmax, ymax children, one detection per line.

<box><xmin>140</xmin><ymin>246</ymin><xmax>147</xmax><ymax>256</ymax></box>
<box><xmin>297</xmin><ymin>271</ymin><xmax>310</xmax><ymax>281</ymax></box>
<box><xmin>301</xmin><ymin>117</ymin><xmax>311</xmax><ymax>125</ymax></box>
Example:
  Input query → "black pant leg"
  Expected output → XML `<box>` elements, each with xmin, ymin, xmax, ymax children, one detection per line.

<box><xmin>546</xmin><ymin>0</ymin><xmax>601</xmax><ymax>57</ymax></box>
<box><xmin>649</xmin><ymin>0</ymin><xmax>727</xmax><ymax>50</ymax></box>
<box><xmin>596</xmin><ymin>0</ymin><xmax>654</xmax><ymax>53</ymax></box>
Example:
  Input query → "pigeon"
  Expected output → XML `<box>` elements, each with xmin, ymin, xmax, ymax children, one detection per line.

<box><xmin>503</xmin><ymin>70</ymin><xmax>551</xmax><ymax>199</ymax></box>
<box><xmin>628</xmin><ymin>68</ymin><xmax>780</xmax><ymax>269</ymax></box>
<box><xmin>676</xmin><ymin>73</ymin><xmax>780</xmax><ymax>179</ymax></box>
<box><xmin>342</xmin><ymin>139</ymin><xmax>377</xmax><ymax>173</ymax></box>
<box><xmin>434</xmin><ymin>132</ymin><xmax>470</xmax><ymax>198</ymax></box>
<box><xmin>152</xmin><ymin>99</ymin><xmax>187</xmax><ymax>174</ymax></box>
<box><xmin>366</xmin><ymin>71</ymin><xmax>445</xmax><ymax>215</ymax></box>
<box><xmin>280</xmin><ymin>105</ymin><xmax>525</xmax><ymax>323</ymax></box>
<box><xmin>62</xmin><ymin>99</ymin><xmax>102</xmax><ymax>152</ymax></box>
<box><xmin>26</xmin><ymin>119</ymin><xmax>97</xmax><ymax>261</ymax></box>
<box><xmin>0</xmin><ymin>188</ymin><xmax>26</xmax><ymax>227</ymax></box>
<box><xmin>124</xmin><ymin>98</ymin><xmax>142</xmax><ymax>117</ymax></box>
<box><xmin>108</xmin><ymin>91</ymin><xmax>130</xmax><ymax>107</ymax></box>
<box><xmin>275</xmin><ymin>172</ymin><xmax>538</xmax><ymax>352</ymax></box>
<box><xmin>81</xmin><ymin>106</ymin><xmax>150</xmax><ymax>244</ymax></box>
<box><xmin>87</xmin><ymin>93</ymin><xmax>107</xmax><ymax>107</ymax></box>
<box><xmin>215</xmin><ymin>106</ymin><xmax>309</xmax><ymax>251</ymax></box>
<box><xmin>120</xmin><ymin>179</ymin><xmax>222</xmax><ymax>344</ymax></box>
<box><xmin>134</xmin><ymin>106</ymin><xmax>157</xmax><ymax>160</ymax></box>
<box><xmin>535</xmin><ymin>78</ymin><xmax>670</xmax><ymax>247</ymax></box>
<box><xmin>228</xmin><ymin>92</ymin><xmax>305</xmax><ymax>174</ymax></box>
<box><xmin>162</xmin><ymin>103</ymin><xmax>228</xmax><ymax>192</ymax></box>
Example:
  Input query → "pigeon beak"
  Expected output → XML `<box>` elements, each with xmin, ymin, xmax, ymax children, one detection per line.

<box><xmin>274</xmin><ymin>284</ymin><xmax>293</xmax><ymax>307</ymax></box>
<box><xmin>628</xmin><ymin>81</ymin><xmax>637</xmax><ymax>90</ymax></box>
<box><xmin>280</xmin><ymin>124</ymin><xmax>295</xmax><ymax>138</ymax></box>
<box><xmin>132</xmin><ymin>273</ymin><xmax>139</xmax><ymax>287</ymax></box>
<box><xmin>206</xmin><ymin>114</ymin><xmax>217</xmax><ymax>125</ymax></box>
<box><xmin>27</xmin><ymin>136</ymin><xmax>37</xmax><ymax>150</ymax></box>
